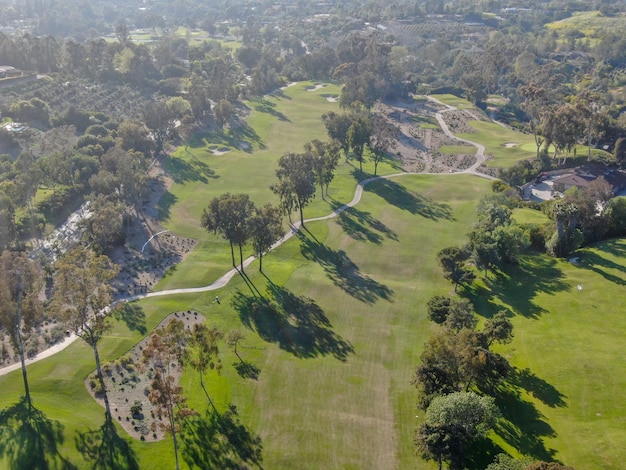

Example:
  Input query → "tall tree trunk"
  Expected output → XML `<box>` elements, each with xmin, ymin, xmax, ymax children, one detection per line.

<box><xmin>92</xmin><ymin>341</ymin><xmax>112</xmax><ymax>423</ymax></box>
<box><xmin>259</xmin><ymin>251</ymin><xmax>263</xmax><ymax>273</ymax></box>
<box><xmin>239</xmin><ymin>244</ymin><xmax>244</xmax><ymax>273</ymax></box>
<box><xmin>15</xmin><ymin>322</ymin><xmax>32</xmax><ymax>409</ymax></box>
<box><xmin>169</xmin><ymin>406</ymin><xmax>180</xmax><ymax>470</ymax></box>
<box><xmin>229</xmin><ymin>241</ymin><xmax>236</xmax><ymax>267</ymax></box>
<box><xmin>299</xmin><ymin>202</ymin><xmax>304</xmax><ymax>227</ymax></box>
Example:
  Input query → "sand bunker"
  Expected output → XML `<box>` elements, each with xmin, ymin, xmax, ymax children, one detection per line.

<box><xmin>306</xmin><ymin>83</ymin><xmax>328</xmax><ymax>91</ymax></box>
<box><xmin>503</xmin><ymin>142</ymin><xmax>518</xmax><ymax>148</ymax></box>
<box><xmin>208</xmin><ymin>146</ymin><xmax>231</xmax><ymax>155</ymax></box>
<box><xmin>321</xmin><ymin>94</ymin><xmax>339</xmax><ymax>102</ymax></box>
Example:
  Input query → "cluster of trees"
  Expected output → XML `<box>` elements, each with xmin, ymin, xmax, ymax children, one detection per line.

<box><xmin>0</xmin><ymin>115</ymin><xmax>155</xmax><ymax>253</ymax></box>
<box><xmin>544</xmin><ymin>179</ymin><xmax>626</xmax><ymax>257</ymax></box>
<box><xmin>202</xmin><ymin>193</ymin><xmax>283</xmax><ymax>273</ymax></box>
<box><xmin>413</xmin><ymin>293</ymin><xmax>513</xmax><ymax>468</ymax></box>
<box><xmin>201</xmin><ymin>137</ymin><xmax>344</xmax><ymax>272</ymax></box>
<box><xmin>322</xmin><ymin>107</ymin><xmax>397</xmax><ymax>174</ymax></box>
<box><xmin>437</xmin><ymin>189</ymin><xmax>530</xmax><ymax>288</ymax></box>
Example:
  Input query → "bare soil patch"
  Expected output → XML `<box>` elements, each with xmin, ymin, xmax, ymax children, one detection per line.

<box><xmin>86</xmin><ymin>310</ymin><xmax>205</xmax><ymax>441</ymax></box>
<box><xmin>1</xmin><ymin>153</ymin><xmax>196</xmax><ymax>369</ymax></box>
<box><xmin>375</xmin><ymin>98</ymin><xmax>479</xmax><ymax>173</ymax></box>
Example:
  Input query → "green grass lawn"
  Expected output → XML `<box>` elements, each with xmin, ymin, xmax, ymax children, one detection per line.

<box><xmin>431</xmin><ymin>94</ymin><xmax>475</xmax><ymax>109</ymax></box>
<box><xmin>512</xmin><ymin>207</ymin><xmax>550</xmax><ymax>225</ymax></box>
<box><xmin>466</xmin><ymin>239</ymin><xmax>626</xmax><ymax>468</ymax></box>
<box><xmin>4</xmin><ymin>85</ymin><xmax>626</xmax><ymax>470</ymax></box>
<box><xmin>458</xmin><ymin>121</ymin><xmax>539</xmax><ymax>168</ymax></box>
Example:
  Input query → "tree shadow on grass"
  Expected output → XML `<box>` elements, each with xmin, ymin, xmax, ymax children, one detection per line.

<box><xmin>462</xmin><ymin>436</ymin><xmax>506</xmax><ymax>470</ymax></box>
<box><xmin>329</xmin><ymin>199</ymin><xmax>398</xmax><ymax>244</ymax></box>
<box><xmin>298</xmin><ymin>229</ymin><xmax>393</xmax><ymax>304</ymax></box>
<box><xmin>113</xmin><ymin>303</ymin><xmax>147</xmax><ymax>335</ymax></box>
<box><xmin>157</xmin><ymin>191</ymin><xmax>177</xmax><ymax>222</ymax></box>
<box><xmin>231</xmin><ymin>284</ymin><xmax>354</xmax><ymax>361</ymax></box>
<box><xmin>593</xmin><ymin>239</ymin><xmax>626</xmax><ymax>258</ymax></box>
<box><xmin>492</xmin><ymin>383</ymin><xmax>558</xmax><ymax>462</ymax></box>
<box><xmin>576</xmin><ymin>250</ymin><xmax>626</xmax><ymax>286</ymax></box>
<box><xmin>463</xmin><ymin>256</ymin><xmax>569</xmax><ymax>319</ymax></box>
<box><xmin>253</xmin><ymin>101</ymin><xmax>291</xmax><ymax>122</ymax></box>
<box><xmin>234</xmin><ymin>361</ymin><xmax>261</xmax><ymax>380</ymax></box>
<box><xmin>0</xmin><ymin>398</ymin><xmax>77</xmax><ymax>470</ymax></box>
<box><xmin>364</xmin><ymin>178</ymin><xmax>455</xmax><ymax>221</ymax></box>
<box><xmin>180</xmin><ymin>405</ymin><xmax>263</xmax><ymax>469</ymax></box>
<box><xmin>164</xmin><ymin>154</ymin><xmax>219</xmax><ymax>184</ymax></box>
<box><xmin>510</xmin><ymin>368</ymin><xmax>567</xmax><ymax>408</ymax></box>
<box><xmin>75</xmin><ymin>418</ymin><xmax>139</xmax><ymax>470</ymax></box>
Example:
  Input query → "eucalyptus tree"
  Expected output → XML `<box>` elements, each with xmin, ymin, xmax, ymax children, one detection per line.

<box><xmin>52</xmin><ymin>246</ymin><xmax>119</xmax><ymax>422</ymax></box>
<box><xmin>0</xmin><ymin>251</ymin><xmax>43</xmax><ymax>408</ymax></box>
<box><xmin>271</xmin><ymin>152</ymin><xmax>316</xmax><ymax>226</ymax></box>
<box><xmin>201</xmin><ymin>193</ymin><xmax>255</xmax><ymax>271</ymax></box>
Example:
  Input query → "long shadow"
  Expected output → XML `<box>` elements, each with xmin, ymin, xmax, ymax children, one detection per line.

<box><xmin>267</xmin><ymin>88</ymin><xmax>291</xmax><ymax>100</ymax></box>
<box><xmin>492</xmin><ymin>383</ymin><xmax>558</xmax><ymax>462</ymax></box>
<box><xmin>164</xmin><ymin>154</ymin><xmax>219</xmax><ymax>184</ymax></box>
<box><xmin>329</xmin><ymin>199</ymin><xmax>398</xmax><ymax>244</ymax></box>
<box><xmin>157</xmin><ymin>191</ymin><xmax>178</xmax><ymax>222</ymax></box>
<box><xmin>113</xmin><ymin>303</ymin><xmax>147</xmax><ymax>335</ymax></box>
<box><xmin>253</xmin><ymin>101</ymin><xmax>291</xmax><ymax>122</ymax></box>
<box><xmin>297</xmin><ymin>230</ymin><xmax>393</xmax><ymax>304</ymax></box>
<box><xmin>365</xmin><ymin>178</ymin><xmax>454</xmax><ymax>221</ymax></box>
<box><xmin>576</xmin><ymin>250</ymin><xmax>626</xmax><ymax>286</ymax></box>
<box><xmin>231</xmin><ymin>285</ymin><xmax>354</xmax><ymax>361</ymax></box>
<box><xmin>230</xmin><ymin>120</ymin><xmax>266</xmax><ymax>151</ymax></box>
<box><xmin>462</xmin><ymin>436</ymin><xmax>506</xmax><ymax>470</ymax></box>
<box><xmin>180</xmin><ymin>405</ymin><xmax>263</xmax><ymax>469</ymax></box>
<box><xmin>464</xmin><ymin>256</ymin><xmax>569</xmax><ymax>319</ymax></box>
<box><xmin>594</xmin><ymin>239</ymin><xmax>626</xmax><ymax>258</ymax></box>
<box><xmin>0</xmin><ymin>398</ymin><xmax>77</xmax><ymax>470</ymax></box>
<box><xmin>511</xmin><ymin>368</ymin><xmax>567</xmax><ymax>408</ymax></box>
<box><xmin>75</xmin><ymin>419</ymin><xmax>139</xmax><ymax>470</ymax></box>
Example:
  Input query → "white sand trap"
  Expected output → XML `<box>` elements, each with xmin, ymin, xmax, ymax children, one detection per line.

<box><xmin>306</xmin><ymin>83</ymin><xmax>328</xmax><ymax>91</ymax></box>
<box><xmin>322</xmin><ymin>94</ymin><xmax>339</xmax><ymax>102</ymax></box>
<box><xmin>281</xmin><ymin>82</ymin><xmax>298</xmax><ymax>89</ymax></box>
<box><xmin>210</xmin><ymin>147</ymin><xmax>231</xmax><ymax>155</ymax></box>
<box><xmin>504</xmin><ymin>142</ymin><xmax>518</xmax><ymax>148</ymax></box>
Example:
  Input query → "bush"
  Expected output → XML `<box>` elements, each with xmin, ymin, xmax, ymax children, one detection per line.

<box><xmin>47</xmin><ymin>324</ymin><xmax>66</xmax><ymax>345</ymax></box>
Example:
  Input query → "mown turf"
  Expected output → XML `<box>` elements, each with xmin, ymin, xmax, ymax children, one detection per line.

<box><xmin>512</xmin><ymin>207</ymin><xmax>551</xmax><ymax>225</ymax></box>
<box><xmin>459</xmin><ymin>120</ymin><xmax>539</xmax><ymax>168</ymax></box>
<box><xmin>3</xmin><ymin>85</ymin><xmax>626</xmax><ymax>470</ymax></box>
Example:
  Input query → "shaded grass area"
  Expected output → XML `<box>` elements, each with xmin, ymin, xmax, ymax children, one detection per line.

<box><xmin>465</xmin><ymin>238</ymin><xmax>626</xmax><ymax>468</ymax></box>
<box><xmin>0</xmin><ymin>398</ymin><xmax>78</xmax><ymax>470</ymax></box>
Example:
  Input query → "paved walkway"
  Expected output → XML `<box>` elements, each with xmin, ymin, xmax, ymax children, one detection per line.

<box><xmin>0</xmin><ymin>97</ymin><xmax>496</xmax><ymax>377</ymax></box>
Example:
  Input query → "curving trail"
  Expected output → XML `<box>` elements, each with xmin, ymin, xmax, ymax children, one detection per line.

<box><xmin>0</xmin><ymin>97</ymin><xmax>496</xmax><ymax>377</ymax></box>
